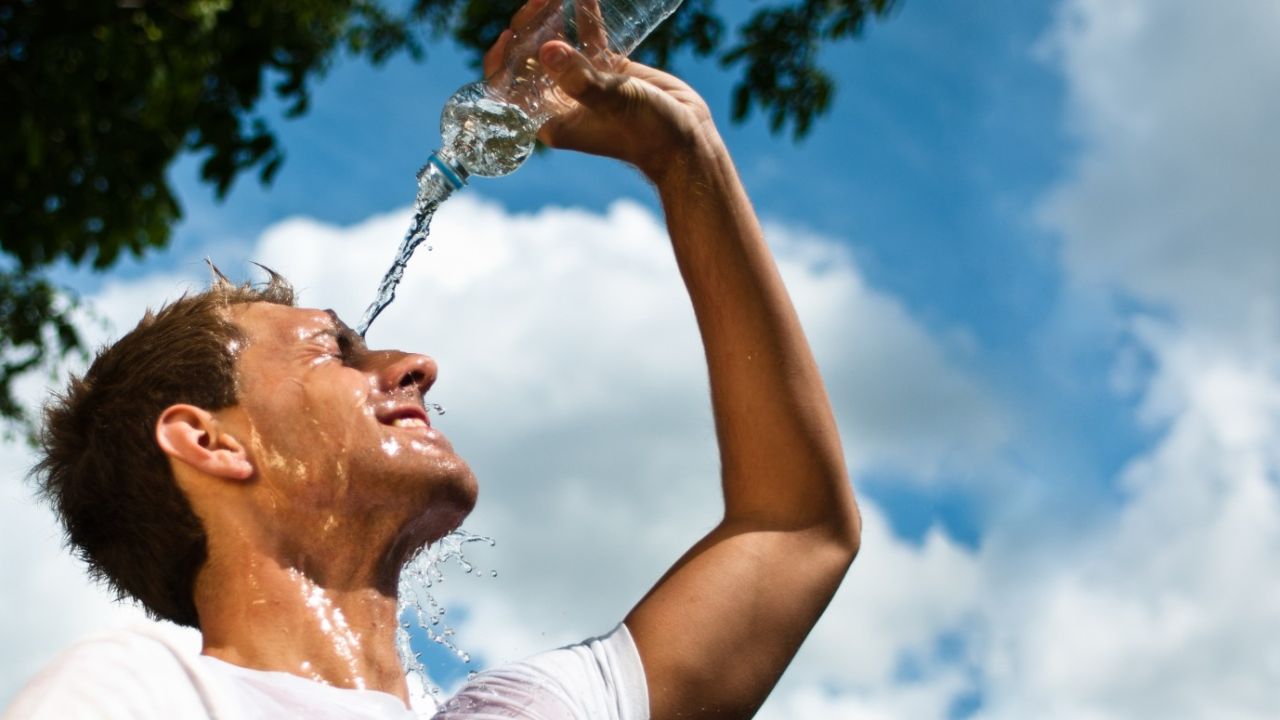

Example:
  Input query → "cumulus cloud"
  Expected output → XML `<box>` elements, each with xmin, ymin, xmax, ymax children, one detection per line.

<box><xmin>250</xmin><ymin>194</ymin><xmax>1000</xmax><ymax>695</ymax></box>
<box><xmin>1039</xmin><ymin>0</ymin><xmax>1280</xmax><ymax>336</ymax></box>
<box><xmin>977</xmin><ymin>327</ymin><xmax>1280</xmax><ymax>719</ymax></box>
<box><xmin>767</xmin><ymin>502</ymin><xmax>982</xmax><ymax>710</ymax></box>
<box><xmin>0</xmin><ymin>192</ymin><xmax>996</xmax><ymax>715</ymax></box>
<box><xmin>764</xmin><ymin>223</ymin><xmax>1008</xmax><ymax>482</ymax></box>
<box><xmin>758</xmin><ymin>670</ymin><xmax>972</xmax><ymax>720</ymax></box>
<box><xmin>977</xmin><ymin>1</ymin><xmax>1280</xmax><ymax>716</ymax></box>
<box><xmin>9</xmin><ymin>1</ymin><xmax>1278</xmax><ymax>716</ymax></box>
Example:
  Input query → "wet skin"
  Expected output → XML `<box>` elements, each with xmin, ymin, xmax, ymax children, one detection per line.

<box><xmin>218</xmin><ymin>302</ymin><xmax>478</xmax><ymax>587</ymax></box>
<box><xmin>175</xmin><ymin>302</ymin><xmax>477</xmax><ymax>699</ymax></box>
<box><xmin>168</xmin><ymin>0</ymin><xmax>859</xmax><ymax>708</ymax></box>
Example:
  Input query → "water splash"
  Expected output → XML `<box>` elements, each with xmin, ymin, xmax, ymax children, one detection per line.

<box><xmin>396</xmin><ymin>528</ymin><xmax>498</xmax><ymax>701</ymax></box>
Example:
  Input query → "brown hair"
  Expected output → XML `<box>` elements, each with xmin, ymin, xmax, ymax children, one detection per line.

<box><xmin>33</xmin><ymin>269</ymin><xmax>294</xmax><ymax>628</ymax></box>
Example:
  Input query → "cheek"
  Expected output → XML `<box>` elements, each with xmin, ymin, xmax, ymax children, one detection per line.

<box><xmin>297</xmin><ymin>372</ymin><xmax>373</xmax><ymax>429</ymax></box>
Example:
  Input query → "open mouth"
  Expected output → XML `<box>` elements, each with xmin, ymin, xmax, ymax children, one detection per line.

<box><xmin>378</xmin><ymin>405</ymin><xmax>431</xmax><ymax>429</ymax></box>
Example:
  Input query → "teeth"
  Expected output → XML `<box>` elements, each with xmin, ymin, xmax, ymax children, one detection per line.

<box><xmin>391</xmin><ymin>417</ymin><xmax>428</xmax><ymax>428</ymax></box>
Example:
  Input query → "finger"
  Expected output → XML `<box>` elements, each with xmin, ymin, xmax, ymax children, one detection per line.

<box><xmin>575</xmin><ymin>0</ymin><xmax>609</xmax><ymax>58</ymax></box>
<box><xmin>510</xmin><ymin>0</ymin><xmax>552</xmax><ymax>33</ymax></box>
<box><xmin>482</xmin><ymin>29</ymin><xmax>512</xmax><ymax>78</ymax></box>
<box><xmin>538</xmin><ymin>40</ymin><xmax>625</xmax><ymax>113</ymax></box>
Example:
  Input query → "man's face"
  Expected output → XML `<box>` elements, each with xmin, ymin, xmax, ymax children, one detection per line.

<box><xmin>220</xmin><ymin>302</ymin><xmax>477</xmax><ymax>555</ymax></box>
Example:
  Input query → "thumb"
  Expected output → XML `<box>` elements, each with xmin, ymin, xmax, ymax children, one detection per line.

<box><xmin>538</xmin><ymin>41</ymin><xmax>621</xmax><ymax>112</ymax></box>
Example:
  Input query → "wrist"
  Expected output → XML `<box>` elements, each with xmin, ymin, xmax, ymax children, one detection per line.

<box><xmin>641</xmin><ymin>120</ymin><xmax>730</xmax><ymax>190</ymax></box>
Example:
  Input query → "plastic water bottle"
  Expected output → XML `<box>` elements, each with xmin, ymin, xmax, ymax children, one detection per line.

<box><xmin>425</xmin><ymin>0</ymin><xmax>684</xmax><ymax>191</ymax></box>
<box><xmin>364</xmin><ymin>1</ymin><xmax>682</xmax><ymax>335</ymax></box>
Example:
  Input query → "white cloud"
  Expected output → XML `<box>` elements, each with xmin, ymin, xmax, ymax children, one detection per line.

<box><xmin>977</xmin><ymin>1</ymin><xmax>1280</xmax><ymax>717</ymax></box>
<box><xmin>977</xmin><ymin>328</ymin><xmax>1280</xmax><ymax>719</ymax></box>
<box><xmin>251</xmin><ymin>194</ymin><xmax>1000</xmax><ymax>687</ymax></box>
<box><xmin>0</xmin><ymin>193</ymin><xmax>998</xmax><ymax>714</ymax></box>
<box><xmin>757</xmin><ymin>670</ymin><xmax>971</xmax><ymax>720</ymax></box>
<box><xmin>765</xmin><ymin>223</ymin><xmax>1008</xmax><ymax>482</ymax></box>
<box><xmin>759</xmin><ymin>501</ymin><xmax>982</xmax><ymax>720</ymax></box>
<box><xmin>779</xmin><ymin>502</ymin><xmax>981</xmax><ymax>690</ymax></box>
<box><xmin>1039</xmin><ymin>0</ymin><xmax>1280</xmax><ymax>336</ymax></box>
<box><xmin>11</xmin><ymin>1</ymin><xmax>1280</xmax><ymax>716</ymax></box>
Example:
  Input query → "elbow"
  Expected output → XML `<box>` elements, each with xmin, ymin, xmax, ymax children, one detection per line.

<box><xmin>836</xmin><ymin>499</ymin><xmax>862</xmax><ymax>563</ymax></box>
<box><xmin>812</xmin><ymin>491</ymin><xmax>861</xmax><ymax>567</ymax></box>
<box><xmin>804</xmin><ymin>476</ymin><xmax>863</xmax><ymax>565</ymax></box>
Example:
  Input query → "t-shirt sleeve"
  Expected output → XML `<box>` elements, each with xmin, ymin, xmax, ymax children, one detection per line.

<box><xmin>433</xmin><ymin>623</ymin><xmax>649</xmax><ymax>720</ymax></box>
<box><xmin>3</xmin><ymin>626</ymin><xmax>217</xmax><ymax>720</ymax></box>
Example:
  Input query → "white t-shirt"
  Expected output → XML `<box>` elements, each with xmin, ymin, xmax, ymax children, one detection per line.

<box><xmin>4</xmin><ymin>623</ymin><xmax>648</xmax><ymax>720</ymax></box>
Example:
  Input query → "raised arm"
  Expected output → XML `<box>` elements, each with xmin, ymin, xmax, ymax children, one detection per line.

<box><xmin>518</xmin><ymin>42</ymin><xmax>863</xmax><ymax>719</ymax></box>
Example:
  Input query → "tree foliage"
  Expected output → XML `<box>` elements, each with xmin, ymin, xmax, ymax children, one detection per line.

<box><xmin>0</xmin><ymin>0</ymin><xmax>895</xmax><ymax>432</ymax></box>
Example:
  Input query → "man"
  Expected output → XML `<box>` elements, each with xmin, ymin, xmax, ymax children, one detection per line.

<box><xmin>7</xmin><ymin>11</ymin><xmax>861</xmax><ymax>720</ymax></box>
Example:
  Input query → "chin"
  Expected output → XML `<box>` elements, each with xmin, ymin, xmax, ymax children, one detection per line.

<box><xmin>377</xmin><ymin>476</ymin><xmax>477</xmax><ymax>594</ymax></box>
<box><xmin>426</xmin><ymin>466</ymin><xmax>480</xmax><ymax>538</ymax></box>
<box><xmin>399</xmin><ymin>462</ymin><xmax>479</xmax><ymax>541</ymax></box>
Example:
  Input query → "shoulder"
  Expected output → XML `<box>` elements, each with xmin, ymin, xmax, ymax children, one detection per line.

<box><xmin>5</xmin><ymin>623</ymin><xmax>216</xmax><ymax>719</ymax></box>
<box><xmin>435</xmin><ymin>624</ymin><xmax>648</xmax><ymax>720</ymax></box>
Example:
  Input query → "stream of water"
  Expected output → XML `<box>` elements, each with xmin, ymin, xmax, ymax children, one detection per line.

<box><xmin>356</xmin><ymin>167</ymin><xmax>451</xmax><ymax>337</ymax></box>
<box><xmin>359</xmin><ymin>89</ymin><xmax>538</xmax><ymax>699</ymax></box>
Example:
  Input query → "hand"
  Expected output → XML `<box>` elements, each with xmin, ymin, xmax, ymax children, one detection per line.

<box><xmin>482</xmin><ymin>0</ymin><xmax>717</xmax><ymax>182</ymax></box>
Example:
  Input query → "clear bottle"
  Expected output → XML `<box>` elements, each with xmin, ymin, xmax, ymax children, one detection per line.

<box><xmin>426</xmin><ymin>0</ymin><xmax>684</xmax><ymax>191</ymax></box>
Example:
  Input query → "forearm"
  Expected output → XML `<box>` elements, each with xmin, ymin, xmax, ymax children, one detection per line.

<box><xmin>649</xmin><ymin>130</ymin><xmax>860</xmax><ymax>544</ymax></box>
<box><xmin>623</xmin><ymin>132</ymin><xmax>861</xmax><ymax>718</ymax></box>
<box><xmin>522</xmin><ymin>36</ymin><xmax>863</xmax><ymax>714</ymax></box>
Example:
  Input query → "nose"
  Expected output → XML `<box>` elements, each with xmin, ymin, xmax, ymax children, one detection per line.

<box><xmin>373</xmin><ymin>351</ymin><xmax>437</xmax><ymax>396</ymax></box>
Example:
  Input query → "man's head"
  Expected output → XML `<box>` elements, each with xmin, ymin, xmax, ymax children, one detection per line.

<box><xmin>34</xmin><ymin>271</ymin><xmax>475</xmax><ymax>628</ymax></box>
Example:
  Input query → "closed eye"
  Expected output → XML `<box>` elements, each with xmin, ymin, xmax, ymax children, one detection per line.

<box><xmin>308</xmin><ymin>310</ymin><xmax>367</xmax><ymax>366</ymax></box>
<box><xmin>305</xmin><ymin>333</ymin><xmax>345</xmax><ymax>364</ymax></box>
<box><xmin>336</xmin><ymin>332</ymin><xmax>355</xmax><ymax>363</ymax></box>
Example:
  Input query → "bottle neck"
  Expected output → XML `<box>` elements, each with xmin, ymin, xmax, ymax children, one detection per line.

<box><xmin>424</xmin><ymin>149</ymin><xmax>469</xmax><ymax>194</ymax></box>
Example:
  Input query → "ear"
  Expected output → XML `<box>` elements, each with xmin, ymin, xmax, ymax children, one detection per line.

<box><xmin>156</xmin><ymin>404</ymin><xmax>254</xmax><ymax>481</ymax></box>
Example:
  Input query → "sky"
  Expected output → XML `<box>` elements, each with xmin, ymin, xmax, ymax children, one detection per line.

<box><xmin>4</xmin><ymin>0</ymin><xmax>1280</xmax><ymax>717</ymax></box>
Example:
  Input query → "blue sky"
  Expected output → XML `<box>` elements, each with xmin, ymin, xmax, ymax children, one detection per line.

<box><xmin>78</xmin><ymin>0</ymin><xmax>1143</xmax><ymax>542</ymax></box>
<box><xmin>9</xmin><ymin>1</ymin><xmax>1280</xmax><ymax>717</ymax></box>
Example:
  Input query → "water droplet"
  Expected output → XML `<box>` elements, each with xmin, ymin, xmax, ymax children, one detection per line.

<box><xmin>395</xmin><ymin>528</ymin><xmax>497</xmax><ymax>701</ymax></box>
<box><xmin>490</xmin><ymin>570</ymin><xmax>498</xmax><ymax>578</ymax></box>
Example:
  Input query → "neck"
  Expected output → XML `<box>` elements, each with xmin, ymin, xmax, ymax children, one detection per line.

<box><xmin>196</xmin><ymin>542</ymin><xmax>410</xmax><ymax>705</ymax></box>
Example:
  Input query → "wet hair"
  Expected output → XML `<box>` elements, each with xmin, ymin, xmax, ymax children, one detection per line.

<box><xmin>32</xmin><ymin>266</ymin><xmax>294</xmax><ymax>628</ymax></box>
